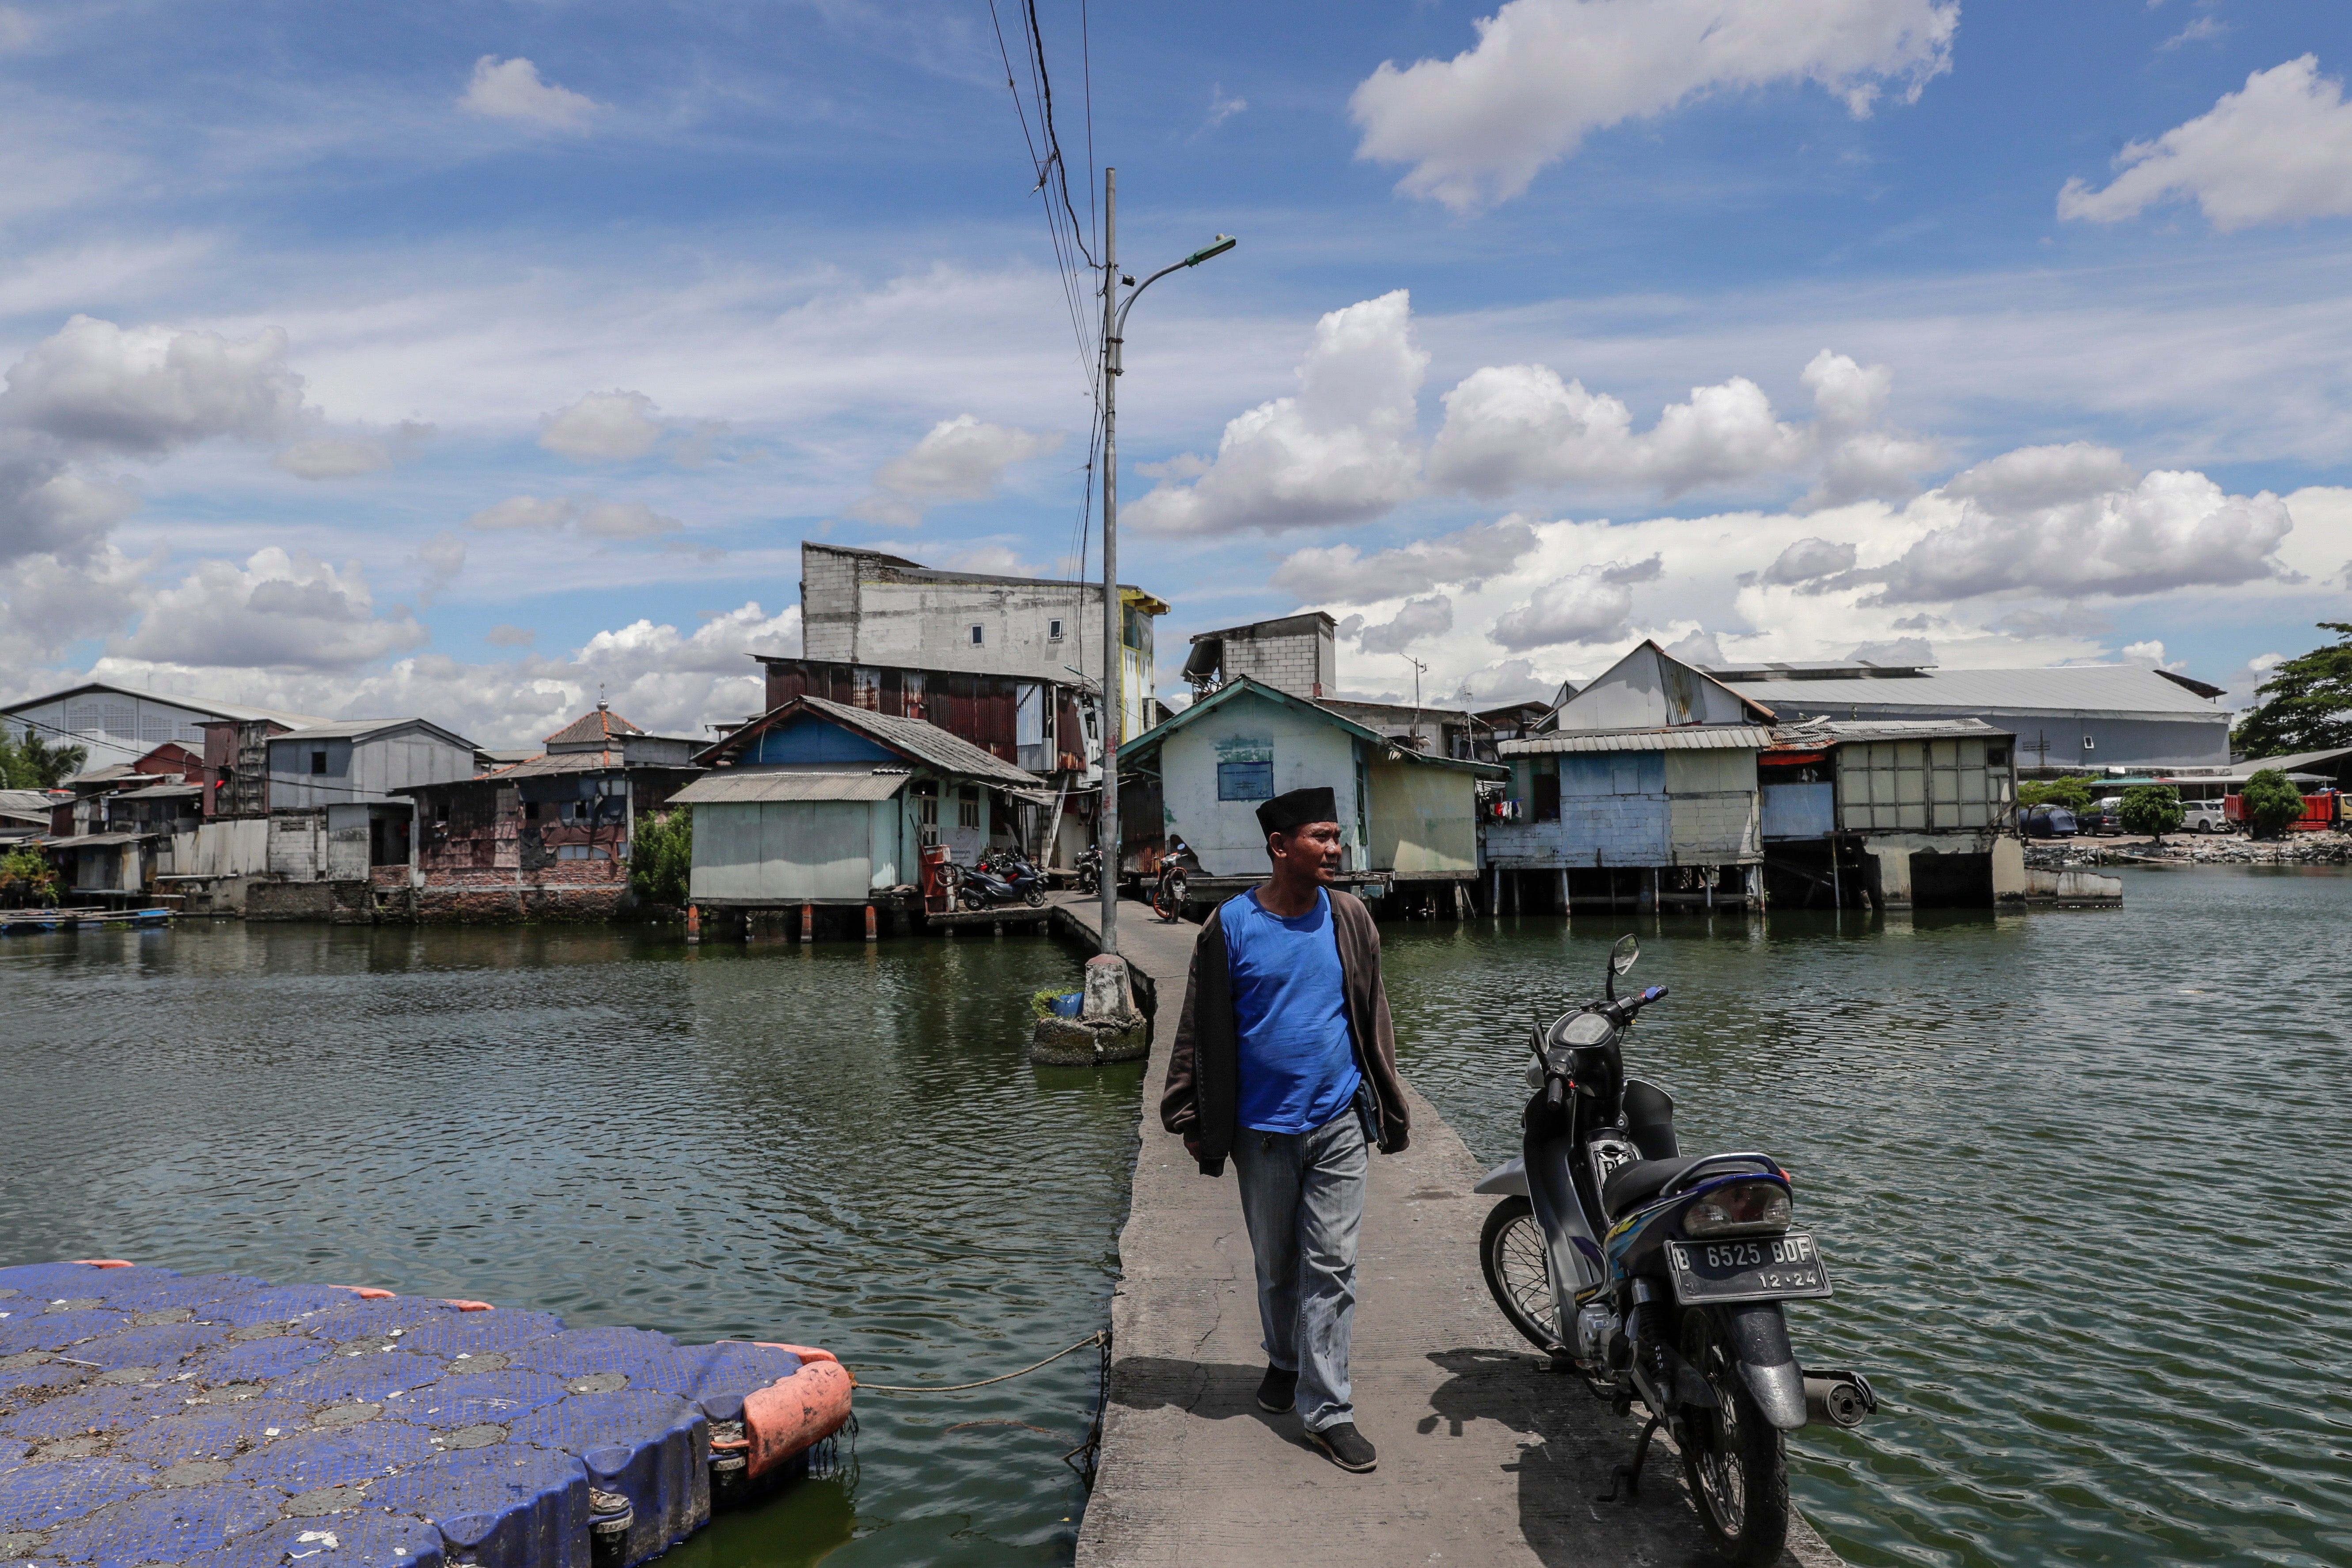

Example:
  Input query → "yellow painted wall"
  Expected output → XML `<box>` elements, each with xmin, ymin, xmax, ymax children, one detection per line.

<box><xmin>1366</xmin><ymin>760</ymin><xmax>1479</xmax><ymax>873</ymax></box>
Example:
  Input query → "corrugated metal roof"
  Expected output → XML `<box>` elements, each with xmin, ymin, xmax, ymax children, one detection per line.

<box><xmin>111</xmin><ymin>782</ymin><xmax>202</xmax><ymax>799</ymax></box>
<box><xmin>1773</xmin><ymin>718</ymin><xmax>2009</xmax><ymax>744</ymax></box>
<box><xmin>1720</xmin><ymin>665</ymin><xmax>2223</xmax><ymax>720</ymax></box>
<box><xmin>705</xmin><ymin>695</ymin><xmax>1040</xmax><ymax>786</ymax></box>
<box><xmin>669</xmin><ymin>771</ymin><xmax>909</xmax><ymax>805</ymax></box>
<box><xmin>544</xmin><ymin>708</ymin><xmax>644</xmax><ymax>748</ymax></box>
<box><xmin>1503</xmin><ymin>725</ymin><xmax>1775</xmax><ymax>756</ymax></box>
<box><xmin>0</xmin><ymin>789</ymin><xmax>54</xmax><ymax>815</ymax></box>
<box><xmin>0</xmin><ymin>680</ymin><xmax>326</xmax><ymax>729</ymax></box>
<box><xmin>41</xmin><ymin>831</ymin><xmax>152</xmax><ymax>848</ymax></box>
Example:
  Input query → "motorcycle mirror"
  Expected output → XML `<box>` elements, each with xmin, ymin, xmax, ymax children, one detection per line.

<box><xmin>1610</xmin><ymin>934</ymin><xmax>1639</xmax><ymax>976</ymax></box>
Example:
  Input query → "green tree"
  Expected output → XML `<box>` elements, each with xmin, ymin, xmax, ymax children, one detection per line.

<box><xmin>2018</xmin><ymin>775</ymin><xmax>2096</xmax><ymax>812</ymax></box>
<box><xmin>2119</xmin><ymin>784</ymin><xmax>2184</xmax><ymax>842</ymax></box>
<box><xmin>0</xmin><ymin>729</ymin><xmax>87</xmax><ymax>788</ymax></box>
<box><xmin>2240</xmin><ymin>768</ymin><xmax>2306</xmax><ymax>839</ymax></box>
<box><xmin>629</xmin><ymin>805</ymin><xmax>693</xmax><ymax>909</ymax></box>
<box><xmin>0</xmin><ymin>846</ymin><xmax>57</xmax><ymax>907</ymax></box>
<box><xmin>2231</xmin><ymin>622</ymin><xmax>2352</xmax><ymax>758</ymax></box>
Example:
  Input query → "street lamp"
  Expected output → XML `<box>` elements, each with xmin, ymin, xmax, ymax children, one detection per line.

<box><xmin>1097</xmin><ymin>164</ymin><xmax>1235</xmax><ymax>955</ymax></box>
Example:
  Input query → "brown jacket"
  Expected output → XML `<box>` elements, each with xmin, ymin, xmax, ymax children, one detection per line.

<box><xmin>1160</xmin><ymin>887</ymin><xmax>1411</xmax><ymax>1176</ymax></box>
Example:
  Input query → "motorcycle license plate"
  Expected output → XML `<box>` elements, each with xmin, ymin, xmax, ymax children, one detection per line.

<box><xmin>1665</xmin><ymin>1231</ymin><xmax>1833</xmax><ymax>1305</ymax></box>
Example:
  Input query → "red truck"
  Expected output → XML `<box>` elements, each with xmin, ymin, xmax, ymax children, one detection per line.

<box><xmin>2224</xmin><ymin>789</ymin><xmax>2341</xmax><ymax>832</ymax></box>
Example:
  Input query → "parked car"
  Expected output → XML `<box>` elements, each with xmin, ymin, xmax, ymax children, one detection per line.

<box><xmin>2019</xmin><ymin>804</ymin><xmax>2078</xmax><ymax>838</ymax></box>
<box><xmin>2181</xmin><ymin>800</ymin><xmax>2232</xmax><ymax>834</ymax></box>
<box><xmin>2075</xmin><ymin>797</ymin><xmax>2122</xmax><ymax>836</ymax></box>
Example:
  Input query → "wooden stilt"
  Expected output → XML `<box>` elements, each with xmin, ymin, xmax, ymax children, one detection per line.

<box><xmin>800</xmin><ymin>903</ymin><xmax>814</xmax><ymax>943</ymax></box>
<box><xmin>864</xmin><ymin>904</ymin><xmax>878</xmax><ymax>941</ymax></box>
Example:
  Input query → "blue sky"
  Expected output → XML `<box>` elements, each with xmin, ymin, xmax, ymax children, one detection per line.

<box><xmin>2</xmin><ymin>0</ymin><xmax>2348</xmax><ymax>743</ymax></box>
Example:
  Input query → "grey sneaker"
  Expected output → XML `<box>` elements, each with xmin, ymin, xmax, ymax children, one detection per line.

<box><xmin>1256</xmin><ymin>1366</ymin><xmax>1297</xmax><ymax>1413</ymax></box>
<box><xmin>1307</xmin><ymin>1422</ymin><xmax>1377</xmax><ymax>1473</ymax></box>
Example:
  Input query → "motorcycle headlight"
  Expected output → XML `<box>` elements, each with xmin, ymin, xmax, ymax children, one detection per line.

<box><xmin>1681</xmin><ymin>1180</ymin><xmax>1791</xmax><ymax>1238</ymax></box>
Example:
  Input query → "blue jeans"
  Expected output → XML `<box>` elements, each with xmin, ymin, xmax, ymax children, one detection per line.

<box><xmin>1230</xmin><ymin>1107</ymin><xmax>1368</xmax><ymax>1433</ymax></box>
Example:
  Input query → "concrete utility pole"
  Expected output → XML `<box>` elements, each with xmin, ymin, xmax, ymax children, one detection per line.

<box><xmin>1093</xmin><ymin>168</ymin><xmax>1237</xmax><ymax>957</ymax></box>
<box><xmin>1100</xmin><ymin>167</ymin><xmax>1121</xmax><ymax>954</ymax></box>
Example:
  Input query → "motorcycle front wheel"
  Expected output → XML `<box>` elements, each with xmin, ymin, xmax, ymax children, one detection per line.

<box><xmin>1023</xmin><ymin>887</ymin><xmax>1045</xmax><ymax>907</ymax></box>
<box><xmin>1477</xmin><ymin>1196</ymin><xmax>1558</xmax><ymax>1351</ymax></box>
<box><xmin>1680</xmin><ymin>1306</ymin><xmax>1789</xmax><ymax>1566</ymax></box>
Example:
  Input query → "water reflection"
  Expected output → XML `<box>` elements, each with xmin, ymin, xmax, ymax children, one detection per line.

<box><xmin>1</xmin><ymin>923</ymin><xmax>1138</xmax><ymax>1568</ymax></box>
<box><xmin>1378</xmin><ymin>869</ymin><xmax>2352</xmax><ymax>1568</ymax></box>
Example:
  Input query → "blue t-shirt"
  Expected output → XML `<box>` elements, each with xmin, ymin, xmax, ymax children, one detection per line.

<box><xmin>1223</xmin><ymin>888</ymin><xmax>1362</xmax><ymax>1135</ymax></box>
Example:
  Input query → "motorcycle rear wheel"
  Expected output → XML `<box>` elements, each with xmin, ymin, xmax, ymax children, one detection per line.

<box><xmin>1477</xmin><ymin>1196</ymin><xmax>1558</xmax><ymax>1351</ymax></box>
<box><xmin>1679</xmin><ymin>1307</ymin><xmax>1789</xmax><ymax>1566</ymax></box>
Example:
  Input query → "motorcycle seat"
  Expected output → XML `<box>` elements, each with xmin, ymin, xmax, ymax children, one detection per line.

<box><xmin>1603</xmin><ymin>1153</ymin><xmax>1779</xmax><ymax>1221</ymax></box>
<box><xmin>1601</xmin><ymin>1155</ymin><xmax>1708</xmax><ymax>1220</ymax></box>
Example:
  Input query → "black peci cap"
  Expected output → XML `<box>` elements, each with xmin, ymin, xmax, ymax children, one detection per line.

<box><xmin>1256</xmin><ymin>786</ymin><xmax>1337</xmax><ymax>839</ymax></box>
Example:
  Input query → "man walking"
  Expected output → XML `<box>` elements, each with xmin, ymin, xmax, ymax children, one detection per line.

<box><xmin>1160</xmin><ymin>785</ymin><xmax>1411</xmax><ymax>1473</ymax></box>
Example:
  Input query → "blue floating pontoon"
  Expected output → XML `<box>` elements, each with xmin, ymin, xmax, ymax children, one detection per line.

<box><xmin>0</xmin><ymin>1262</ymin><xmax>851</xmax><ymax>1567</ymax></box>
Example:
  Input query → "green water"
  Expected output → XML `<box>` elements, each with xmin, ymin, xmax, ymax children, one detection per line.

<box><xmin>1380</xmin><ymin>866</ymin><xmax>2352</xmax><ymax>1568</ymax></box>
<box><xmin>0</xmin><ymin>925</ymin><xmax>1138</xmax><ymax>1565</ymax></box>
<box><xmin>5</xmin><ymin>869</ymin><xmax>2348</xmax><ymax>1565</ymax></box>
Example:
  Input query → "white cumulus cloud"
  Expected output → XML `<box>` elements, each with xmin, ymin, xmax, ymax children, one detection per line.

<box><xmin>1271</xmin><ymin>518</ymin><xmax>1540</xmax><ymax>604</ymax></box>
<box><xmin>1129</xmin><ymin>291</ymin><xmax>1427</xmax><ymax>537</ymax></box>
<box><xmin>1490</xmin><ymin>566</ymin><xmax>1636</xmax><ymax>651</ymax></box>
<box><xmin>846</xmin><ymin>414</ymin><xmax>1063</xmax><ymax>526</ymax></box>
<box><xmin>0</xmin><ymin>315</ymin><xmax>309</xmax><ymax>454</ymax></box>
<box><xmin>1430</xmin><ymin>346</ymin><xmax>1932</xmax><ymax>504</ymax></box>
<box><xmin>121</xmin><ymin>549</ymin><xmax>426</xmax><ymax>671</ymax></box>
<box><xmin>462</xmin><ymin>56</ymin><xmax>599</xmax><ymax>133</ymax></box>
<box><xmin>1355</xmin><ymin>593</ymin><xmax>1456</xmax><ymax>655</ymax></box>
<box><xmin>539</xmin><ymin>390</ymin><xmax>665</xmax><ymax>462</ymax></box>
<box><xmin>1351</xmin><ymin>0</ymin><xmax>1958</xmax><ymax>212</ymax></box>
<box><xmin>2059</xmin><ymin>56</ymin><xmax>2352</xmax><ymax>232</ymax></box>
<box><xmin>1859</xmin><ymin>446</ymin><xmax>2295</xmax><ymax>602</ymax></box>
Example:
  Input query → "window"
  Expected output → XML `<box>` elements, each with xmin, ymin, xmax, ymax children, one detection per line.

<box><xmin>310</xmin><ymin>750</ymin><xmax>327</xmax><ymax>775</ymax></box>
<box><xmin>958</xmin><ymin>787</ymin><xmax>981</xmax><ymax>830</ymax></box>
<box><xmin>524</xmin><ymin>800</ymin><xmax>541</xmax><ymax>820</ymax></box>
<box><xmin>1218</xmin><ymin>760</ymin><xmax>1275</xmax><ymax>801</ymax></box>
<box><xmin>1048</xmin><ymin>618</ymin><xmax>1064</xmax><ymax>641</ymax></box>
<box><xmin>969</xmin><ymin>624</ymin><xmax>985</xmax><ymax>646</ymax></box>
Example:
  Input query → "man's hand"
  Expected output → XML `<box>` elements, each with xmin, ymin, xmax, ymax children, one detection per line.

<box><xmin>1183</xmin><ymin>1133</ymin><xmax>1202</xmax><ymax>1161</ymax></box>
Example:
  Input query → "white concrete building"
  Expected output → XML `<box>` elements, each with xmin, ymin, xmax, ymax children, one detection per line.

<box><xmin>1178</xmin><ymin>612</ymin><xmax>1337</xmax><ymax>700</ymax></box>
<box><xmin>799</xmin><ymin>543</ymin><xmax>1168</xmax><ymax>747</ymax></box>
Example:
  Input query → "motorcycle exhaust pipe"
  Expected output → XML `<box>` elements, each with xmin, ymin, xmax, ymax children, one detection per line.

<box><xmin>1802</xmin><ymin>1371</ymin><xmax>1877</xmax><ymax>1428</ymax></box>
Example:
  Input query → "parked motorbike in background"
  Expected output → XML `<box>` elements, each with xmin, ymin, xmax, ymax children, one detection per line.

<box><xmin>1150</xmin><ymin>837</ymin><xmax>1196</xmax><ymax>923</ymax></box>
<box><xmin>1474</xmin><ymin>935</ymin><xmax>1877</xmax><ymax>1565</ymax></box>
<box><xmin>955</xmin><ymin>855</ymin><xmax>1045</xmax><ymax>910</ymax></box>
<box><xmin>1073</xmin><ymin>845</ymin><xmax>1103</xmax><ymax>897</ymax></box>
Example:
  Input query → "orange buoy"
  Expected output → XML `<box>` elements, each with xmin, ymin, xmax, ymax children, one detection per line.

<box><xmin>70</xmin><ymin>1259</ymin><xmax>134</xmax><ymax>1268</ymax></box>
<box><xmin>443</xmin><ymin>1298</ymin><xmax>495</xmax><ymax>1312</ymax></box>
<box><xmin>742</xmin><ymin>1359</ymin><xmax>854</xmax><ymax>1479</ymax></box>
<box><xmin>751</xmin><ymin>1341</ymin><xmax>838</xmax><ymax>1365</ymax></box>
<box><xmin>327</xmin><ymin>1284</ymin><xmax>398</xmax><ymax>1300</ymax></box>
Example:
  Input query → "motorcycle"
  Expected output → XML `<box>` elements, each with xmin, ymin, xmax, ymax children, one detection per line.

<box><xmin>1150</xmin><ymin>838</ymin><xmax>1197</xmax><ymax>923</ymax></box>
<box><xmin>1474</xmin><ymin>934</ymin><xmax>1876</xmax><ymax>1565</ymax></box>
<box><xmin>956</xmin><ymin>856</ymin><xmax>1046</xmax><ymax>910</ymax></box>
<box><xmin>1073</xmin><ymin>844</ymin><xmax>1103</xmax><ymax>897</ymax></box>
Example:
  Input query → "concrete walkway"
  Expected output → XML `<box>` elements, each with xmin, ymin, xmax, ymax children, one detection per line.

<box><xmin>1054</xmin><ymin>894</ymin><xmax>1841</xmax><ymax>1568</ymax></box>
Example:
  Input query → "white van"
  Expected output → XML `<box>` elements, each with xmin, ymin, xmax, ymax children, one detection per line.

<box><xmin>2181</xmin><ymin>799</ymin><xmax>2231</xmax><ymax>833</ymax></box>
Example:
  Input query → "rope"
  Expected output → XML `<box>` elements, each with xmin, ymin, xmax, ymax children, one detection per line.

<box><xmin>853</xmin><ymin>1330</ymin><xmax>1108</xmax><ymax>1393</ymax></box>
